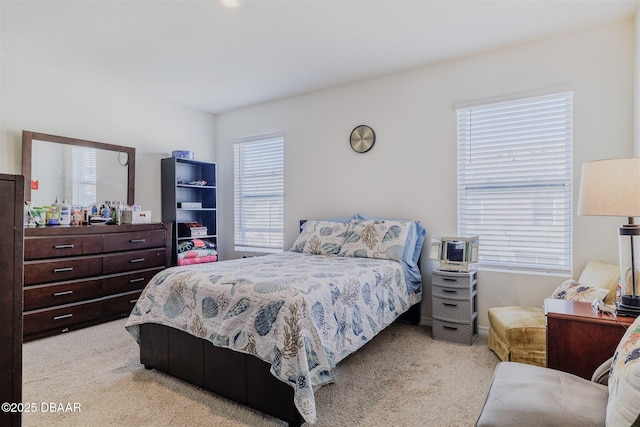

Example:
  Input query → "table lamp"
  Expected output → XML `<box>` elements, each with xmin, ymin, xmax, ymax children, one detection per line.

<box><xmin>578</xmin><ymin>158</ymin><xmax>640</xmax><ymax>308</ymax></box>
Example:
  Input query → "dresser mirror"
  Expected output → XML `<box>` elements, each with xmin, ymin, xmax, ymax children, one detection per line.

<box><xmin>22</xmin><ymin>131</ymin><xmax>135</xmax><ymax>207</ymax></box>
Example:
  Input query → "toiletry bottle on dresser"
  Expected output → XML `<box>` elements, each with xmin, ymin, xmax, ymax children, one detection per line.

<box><xmin>46</xmin><ymin>197</ymin><xmax>60</xmax><ymax>225</ymax></box>
<box><xmin>59</xmin><ymin>197</ymin><xmax>71</xmax><ymax>225</ymax></box>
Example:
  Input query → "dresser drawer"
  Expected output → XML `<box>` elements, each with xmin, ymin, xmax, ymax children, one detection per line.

<box><xmin>432</xmin><ymin>270</ymin><xmax>477</xmax><ymax>289</ymax></box>
<box><xmin>102</xmin><ymin>229</ymin><xmax>166</xmax><ymax>253</ymax></box>
<box><xmin>102</xmin><ymin>290</ymin><xmax>142</xmax><ymax>318</ymax></box>
<box><xmin>103</xmin><ymin>268</ymin><xmax>164</xmax><ymax>295</ymax></box>
<box><xmin>432</xmin><ymin>318</ymin><xmax>478</xmax><ymax>345</ymax></box>
<box><xmin>432</xmin><ymin>284</ymin><xmax>475</xmax><ymax>299</ymax></box>
<box><xmin>24</xmin><ymin>256</ymin><xmax>102</xmax><ymax>286</ymax></box>
<box><xmin>103</xmin><ymin>249</ymin><xmax>167</xmax><ymax>274</ymax></box>
<box><xmin>23</xmin><ymin>300</ymin><xmax>102</xmax><ymax>336</ymax></box>
<box><xmin>24</xmin><ymin>235</ymin><xmax>102</xmax><ymax>260</ymax></box>
<box><xmin>432</xmin><ymin>295</ymin><xmax>475</xmax><ymax>323</ymax></box>
<box><xmin>24</xmin><ymin>278</ymin><xmax>103</xmax><ymax>311</ymax></box>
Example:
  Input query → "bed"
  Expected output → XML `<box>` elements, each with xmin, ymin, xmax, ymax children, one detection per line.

<box><xmin>125</xmin><ymin>216</ymin><xmax>426</xmax><ymax>425</ymax></box>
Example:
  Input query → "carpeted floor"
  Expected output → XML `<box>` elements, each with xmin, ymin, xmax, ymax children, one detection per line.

<box><xmin>23</xmin><ymin>318</ymin><xmax>499</xmax><ymax>426</ymax></box>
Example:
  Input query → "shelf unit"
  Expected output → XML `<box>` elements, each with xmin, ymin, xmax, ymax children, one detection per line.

<box><xmin>161</xmin><ymin>157</ymin><xmax>217</xmax><ymax>265</ymax></box>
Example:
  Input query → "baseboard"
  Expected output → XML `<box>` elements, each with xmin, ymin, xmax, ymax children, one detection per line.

<box><xmin>420</xmin><ymin>316</ymin><xmax>432</xmax><ymax>327</ymax></box>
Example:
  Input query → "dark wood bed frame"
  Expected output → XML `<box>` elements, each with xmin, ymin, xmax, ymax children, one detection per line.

<box><xmin>139</xmin><ymin>301</ymin><xmax>421</xmax><ymax>426</ymax></box>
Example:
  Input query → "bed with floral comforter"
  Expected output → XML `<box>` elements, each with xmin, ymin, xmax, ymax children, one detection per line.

<box><xmin>125</xmin><ymin>216</ymin><xmax>425</xmax><ymax>424</ymax></box>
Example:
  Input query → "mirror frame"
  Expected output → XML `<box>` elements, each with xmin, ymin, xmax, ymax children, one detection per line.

<box><xmin>21</xmin><ymin>130</ymin><xmax>135</xmax><ymax>205</ymax></box>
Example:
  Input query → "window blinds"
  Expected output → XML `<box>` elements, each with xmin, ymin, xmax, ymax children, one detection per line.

<box><xmin>457</xmin><ymin>92</ymin><xmax>573</xmax><ymax>274</ymax></box>
<box><xmin>234</xmin><ymin>134</ymin><xmax>284</xmax><ymax>252</ymax></box>
<box><xmin>71</xmin><ymin>146</ymin><xmax>97</xmax><ymax>207</ymax></box>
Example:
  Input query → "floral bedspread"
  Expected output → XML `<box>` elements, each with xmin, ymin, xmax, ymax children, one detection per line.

<box><xmin>125</xmin><ymin>251</ymin><xmax>421</xmax><ymax>424</ymax></box>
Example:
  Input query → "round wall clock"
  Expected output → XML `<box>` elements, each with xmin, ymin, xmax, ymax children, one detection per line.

<box><xmin>350</xmin><ymin>125</ymin><xmax>375</xmax><ymax>153</ymax></box>
<box><xmin>118</xmin><ymin>152</ymin><xmax>129</xmax><ymax>166</ymax></box>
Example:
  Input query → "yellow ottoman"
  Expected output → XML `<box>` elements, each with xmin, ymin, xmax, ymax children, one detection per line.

<box><xmin>488</xmin><ymin>306</ymin><xmax>546</xmax><ymax>367</ymax></box>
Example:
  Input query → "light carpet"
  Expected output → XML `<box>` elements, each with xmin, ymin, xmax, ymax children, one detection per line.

<box><xmin>23</xmin><ymin>318</ymin><xmax>499</xmax><ymax>426</ymax></box>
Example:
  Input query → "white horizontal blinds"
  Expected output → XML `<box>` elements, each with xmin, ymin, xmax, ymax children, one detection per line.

<box><xmin>71</xmin><ymin>146</ymin><xmax>97</xmax><ymax>207</ymax></box>
<box><xmin>234</xmin><ymin>134</ymin><xmax>284</xmax><ymax>252</ymax></box>
<box><xmin>457</xmin><ymin>92</ymin><xmax>573</xmax><ymax>273</ymax></box>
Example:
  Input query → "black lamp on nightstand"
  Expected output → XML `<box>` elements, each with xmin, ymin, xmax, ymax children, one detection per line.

<box><xmin>578</xmin><ymin>158</ymin><xmax>640</xmax><ymax>313</ymax></box>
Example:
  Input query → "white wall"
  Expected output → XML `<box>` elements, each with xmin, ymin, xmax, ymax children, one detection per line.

<box><xmin>0</xmin><ymin>53</ymin><xmax>216</xmax><ymax>222</ymax></box>
<box><xmin>216</xmin><ymin>21</ymin><xmax>635</xmax><ymax>328</ymax></box>
<box><xmin>635</xmin><ymin>7</ymin><xmax>640</xmax><ymax>156</ymax></box>
<box><xmin>1</xmin><ymin>10</ymin><xmax>634</xmax><ymax>329</ymax></box>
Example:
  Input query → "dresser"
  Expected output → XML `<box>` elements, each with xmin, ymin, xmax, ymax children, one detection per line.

<box><xmin>23</xmin><ymin>223</ymin><xmax>171</xmax><ymax>341</ymax></box>
<box><xmin>0</xmin><ymin>174</ymin><xmax>24</xmax><ymax>427</ymax></box>
<box><xmin>545</xmin><ymin>298</ymin><xmax>634</xmax><ymax>379</ymax></box>
<box><xmin>431</xmin><ymin>269</ymin><xmax>478</xmax><ymax>345</ymax></box>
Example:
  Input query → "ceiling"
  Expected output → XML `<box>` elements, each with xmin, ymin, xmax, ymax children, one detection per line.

<box><xmin>2</xmin><ymin>0</ymin><xmax>638</xmax><ymax>115</ymax></box>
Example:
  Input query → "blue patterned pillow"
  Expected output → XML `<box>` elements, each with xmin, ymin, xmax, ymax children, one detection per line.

<box><xmin>338</xmin><ymin>219</ymin><xmax>411</xmax><ymax>262</ymax></box>
<box><xmin>290</xmin><ymin>220</ymin><xmax>349</xmax><ymax>255</ymax></box>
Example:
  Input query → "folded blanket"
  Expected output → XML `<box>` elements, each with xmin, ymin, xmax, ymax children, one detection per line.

<box><xmin>177</xmin><ymin>238</ymin><xmax>217</xmax><ymax>253</ymax></box>
<box><xmin>177</xmin><ymin>254</ymin><xmax>217</xmax><ymax>266</ymax></box>
<box><xmin>178</xmin><ymin>249</ymin><xmax>218</xmax><ymax>259</ymax></box>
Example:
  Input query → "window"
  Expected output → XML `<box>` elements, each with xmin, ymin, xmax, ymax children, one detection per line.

<box><xmin>71</xmin><ymin>146</ymin><xmax>97</xmax><ymax>207</ymax></box>
<box><xmin>456</xmin><ymin>91</ymin><xmax>573</xmax><ymax>274</ymax></box>
<box><xmin>234</xmin><ymin>134</ymin><xmax>284</xmax><ymax>252</ymax></box>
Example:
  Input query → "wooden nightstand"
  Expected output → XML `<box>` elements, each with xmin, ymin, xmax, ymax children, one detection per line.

<box><xmin>544</xmin><ymin>298</ymin><xmax>635</xmax><ymax>379</ymax></box>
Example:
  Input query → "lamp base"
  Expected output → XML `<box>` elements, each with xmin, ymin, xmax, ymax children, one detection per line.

<box><xmin>621</xmin><ymin>295</ymin><xmax>640</xmax><ymax>307</ymax></box>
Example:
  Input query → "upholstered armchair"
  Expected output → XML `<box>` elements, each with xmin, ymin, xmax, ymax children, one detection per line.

<box><xmin>487</xmin><ymin>260</ymin><xmax>620</xmax><ymax>367</ymax></box>
<box><xmin>477</xmin><ymin>315</ymin><xmax>640</xmax><ymax>427</ymax></box>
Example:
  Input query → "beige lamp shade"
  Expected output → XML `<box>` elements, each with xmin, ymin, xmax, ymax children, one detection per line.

<box><xmin>578</xmin><ymin>158</ymin><xmax>640</xmax><ymax>218</ymax></box>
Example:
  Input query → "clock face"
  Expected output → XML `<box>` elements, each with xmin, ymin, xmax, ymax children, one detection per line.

<box><xmin>118</xmin><ymin>151</ymin><xmax>129</xmax><ymax>166</ymax></box>
<box><xmin>350</xmin><ymin>125</ymin><xmax>375</xmax><ymax>153</ymax></box>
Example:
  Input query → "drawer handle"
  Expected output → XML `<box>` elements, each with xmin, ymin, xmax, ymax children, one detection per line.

<box><xmin>54</xmin><ymin>244</ymin><xmax>75</xmax><ymax>249</ymax></box>
<box><xmin>129</xmin><ymin>258</ymin><xmax>145</xmax><ymax>263</ymax></box>
<box><xmin>53</xmin><ymin>313</ymin><xmax>73</xmax><ymax>321</ymax></box>
<box><xmin>443</xmin><ymin>325</ymin><xmax>458</xmax><ymax>331</ymax></box>
<box><xmin>443</xmin><ymin>302</ymin><xmax>458</xmax><ymax>308</ymax></box>
<box><xmin>442</xmin><ymin>278</ymin><xmax>458</xmax><ymax>282</ymax></box>
<box><xmin>129</xmin><ymin>277</ymin><xmax>145</xmax><ymax>283</ymax></box>
<box><xmin>53</xmin><ymin>290</ymin><xmax>73</xmax><ymax>297</ymax></box>
<box><xmin>53</xmin><ymin>267</ymin><xmax>74</xmax><ymax>273</ymax></box>
<box><xmin>130</xmin><ymin>239</ymin><xmax>146</xmax><ymax>243</ymax></box>
<box><xmin>442</xmin><ymin>289</ymin><xmax>457</xmax><ymax>294</ymax></box>
<box><xmin>129</xmin><ymin>299</ymin><xmax>138</xmax><ymax>304</ymax></box>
